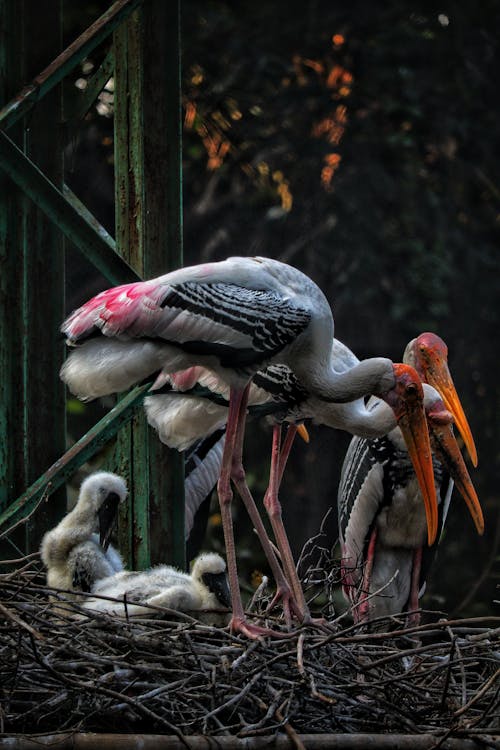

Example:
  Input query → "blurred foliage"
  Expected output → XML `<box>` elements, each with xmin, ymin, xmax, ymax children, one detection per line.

<box><xmin>63</xmin><ymin>1</ymin><xmax>499</xmax><ymax>618</ymax></box>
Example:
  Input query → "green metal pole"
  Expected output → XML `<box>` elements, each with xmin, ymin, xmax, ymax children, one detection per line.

<box><xmin>0</xmin><ymin>0</ymin><xmax>66</xmax><ymax>553</ymax></box>
<box><xmin>113</xmin><ymin>0</ymin><xmax>185</xmax><ymax>570</ymax></box>
<box><xmin>0</xmin><ymin>0</ymin><xmax>23</xmax><ymax>515</ymax></box>
<box><xmin>21</xmin><ymin>0</ymin><xmax>66</xmax><ymax>553</ymax></box>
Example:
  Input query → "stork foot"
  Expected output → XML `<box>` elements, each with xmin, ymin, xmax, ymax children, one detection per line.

<box><xmin>265</xmin><ymin>590</ymin><xmax>331</xmax><ymax>632</ymax></box>
<box><xmin>266</xmin><ymin>584</ymin><xmax>306</xmax><ymax>628</ymax></box>
<box><xmin>406</xmin><ymin>610</ymin><xmax>421</xmax><ymax>628</ymax></box>
<box><xmin>228</xmin><ymin>616</ymin><xmax>288</xmax><ymax>640</ymax></box>
<box><xmin>300</xmin><ymin>614</ymin><xmax>334</xmax><ymax>633</ymax></box>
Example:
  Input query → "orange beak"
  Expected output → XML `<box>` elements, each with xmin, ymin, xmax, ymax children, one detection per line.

<box><xmin>426</xmin><ymin>402</ymin><xmax>484</xmax><ymax>536</ymax></box>
<box><xmin>296</xmin><ymin>423</ymin><xmax>310</xmax><ymax>443</ymax></box>
<box><xmin>382</xmin><ymin>364</ymin><xmax>438</xmax><ymax>545</ymax></box>
<box><xmin>408</xmin><ymin>333</ymin><xmax>478</xmax><ymax>467</ymax></box>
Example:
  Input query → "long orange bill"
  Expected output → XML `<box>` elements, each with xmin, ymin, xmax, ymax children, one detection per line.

<box><xmin>296</xmin><ymin>423</ymin><xmax>310</xmax><ymax>443</ymax></box>
<box><xmin>427</xmin><ymin>405</ymin><xmax>484</xmax><ymax>535</ymax></box>
<box><xmin>383</xmin><ymin>364</ymin><xmax>439</xmax><ymax>546</ymax></box>
<box><xmin>410</xmin><ymin>333</ymin><xmax>478</xmax><ymax>467</ymax></box>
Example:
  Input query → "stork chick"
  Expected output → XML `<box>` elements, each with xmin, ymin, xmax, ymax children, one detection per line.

<box><xmin>40</xmin><ymin>472</ymin><xmax>127</xmax><ymax>597</ymax></box>
<box><xmin>82</xmin><ymin>552</ymin><xmax>230</xmax><ymax>625</ymax></box>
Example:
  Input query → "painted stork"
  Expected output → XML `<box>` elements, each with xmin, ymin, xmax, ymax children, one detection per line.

<box><xmin>40</xmin><ymin>472</ymin><xmax>127</xmax><ymax>596</ymax></box>
<box><xmin>82</xmin><ymin>552</ymin><xmax>230</xmax><ymax>623</ymax></box>
<box><xmin>60</xmin><ymin>255</ymin><xmax>438</xmax><ymax>638</ymax></box>
<box><xmin>338</xmin><ymin>333</ymin><xmax>483</xmax><ymax>625</ymax></box>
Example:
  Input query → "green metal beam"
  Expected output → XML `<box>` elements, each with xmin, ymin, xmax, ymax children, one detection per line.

<box><xmin>0</xmin><ymin>129</ymin><xmax>139</xmax><ymax>286</ymax></box>
<box><xmin>0</xmin><ymin>384</ymin><xmax>151</xmax><ymax>534</ymax></box>
<box><xmin>0</xmin><ymin>0</ymin><xmax>141</xmax><ymax>131</ymax></box>
<box><xmin>113</xmin><ymin>0</ymin><xmax>185</xmax><ymax>571</ymax></box>
<box><xmin>63</xmin><ymin>49</ymin><xmax>114</xmax><ymax>126</ymax></box>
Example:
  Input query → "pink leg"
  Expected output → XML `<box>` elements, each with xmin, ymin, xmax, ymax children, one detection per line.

<box><xmin>354</xmin><ymin>526</ymin><xmax>378</xmax><ymax>623</ymax></box>
<box><xmin>230</xmin><ymin>408</ymin><xmax>301</xmax><ymax>627</ymax></box>
<box><xmin>407</xmin><ymin>546</ymin><xmax>423</xmax><ymax>627</ymax></box>
<box><xmin>217</xmin><ymin>385</ymin><xmax>284</xmax><ymax>639</ymax></box>
<box><xmin>278</xmin><ymin>423</ymin><xmax>298</xmax><ymax>484</ymax></box>
<box><xmin>262</xmin><ymin>425</ymin><xmax>310</xmax><ymax>622</ymax></box>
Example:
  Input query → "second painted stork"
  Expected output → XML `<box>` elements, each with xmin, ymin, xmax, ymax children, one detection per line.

<box><xmin>60</xmin><ymin>256</ymin><xmax>438</xmax><ymax>638</ymax></box>
<box><xmin>338</xmin><ymin>333</ymin><xmax>484</xmax><ymax>625</ymax></box>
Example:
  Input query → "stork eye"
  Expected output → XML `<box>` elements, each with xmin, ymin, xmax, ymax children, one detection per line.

<box><xmin>405</xmin><ymin>383</ymin><xmax>418</xmax><ymax>397</ymax></box>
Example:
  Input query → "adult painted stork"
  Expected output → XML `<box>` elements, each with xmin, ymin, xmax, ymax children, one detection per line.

<box><xmin>40</xmin><ymin>472</ymin><xmax>127</xmax><ymax>597</ymax></box>
<box><xmin>83</xmin><ymin>552</ymin><xmax>230</xmax><ymax>623</ymax></box>
<box><xmin>338</xmin><ymin>333</ymin><xmax>483</xmax><ymax>625</ymax></box>
<box><xmin>60</xmin><ymin>255</ymin><xmax>437</xmax><ymax>638</ymax></box>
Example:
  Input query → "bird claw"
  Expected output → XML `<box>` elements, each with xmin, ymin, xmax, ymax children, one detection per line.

<box><xmin>228</xmin><ymin>616</ymin><xmax>287</xmax><ymax>640</ymax></box>
<box><xmin>266</xmin><ymin>585</ymin><xmax>308</xmax><ymax>628</ymax></box>
<box><xmin>299</xmin><ymin>613</ymin><xmax>333</xmax><ymax>632</ymax></box>
<box><xmin>266</xmin><ymin>589</ymin><xmax>333</xmax><ymax>632</ymax></box>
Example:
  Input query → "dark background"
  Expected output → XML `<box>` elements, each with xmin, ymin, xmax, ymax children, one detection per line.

<box><xmin>64</xmin><ymin>1</ymin><xmax>499</xmax><ymax>618</ymax></box>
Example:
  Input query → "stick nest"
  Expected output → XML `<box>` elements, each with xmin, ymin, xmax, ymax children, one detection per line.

<box><xmin>1</xmin><ymin>556</ymin><xmax>499</xmax><ymax>742</ymax></box>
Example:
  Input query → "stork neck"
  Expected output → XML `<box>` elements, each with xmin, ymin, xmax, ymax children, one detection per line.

<box><xmin>59</xmin><ymin>502</ymin><xmax>97</xmax><ymax>540</ymax></box>
<box><xmin>309</xmin><ymin>357</ymin><xmax>395</xmax><ymax>404</ymax></box>
<box><xmin>332</xmin><ymin>397</ymin><xmax>398</xmax><ymax>438</ymax></box>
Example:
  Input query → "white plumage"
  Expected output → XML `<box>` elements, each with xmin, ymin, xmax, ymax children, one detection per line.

<box><xmin>82</xmin><ymin>552</ymin><xmax>230</xmax><ymax>624</ymax></box>
<box><xmin>40</xmin><ymin>472</ymin><xmax>127</xmax><ymax>597</ymax></box>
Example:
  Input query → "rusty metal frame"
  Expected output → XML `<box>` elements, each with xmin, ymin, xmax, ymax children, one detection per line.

<box><xmin>0</xmin><ymin>0</ymin><xmax>185</xmax><ymax>569</ymax></box>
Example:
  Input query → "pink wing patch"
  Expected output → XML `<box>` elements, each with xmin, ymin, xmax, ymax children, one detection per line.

<box><xmin>169</xmin><ymin>367</ymin><xmax>206</xmax><ymax>392</ymax></box>
<box><xmin>62</xmin><ymin>281</ymin><xmax>157</xmax><ymax>340</ymax></box>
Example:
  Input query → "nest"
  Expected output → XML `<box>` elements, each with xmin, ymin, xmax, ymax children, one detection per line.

<box><xmin>1</xmin><ymin>550</ymin><xmax>499</xmax><ymax>747</ymax></box>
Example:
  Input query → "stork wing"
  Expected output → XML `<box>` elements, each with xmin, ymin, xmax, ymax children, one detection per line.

<box><xmin>72</xmin><ymin>558</ymin><xmax>95</xmax><ymax>593</ymax></box>
<box><xmin>185</xmin><ymin>429</ymin><xmax>226</xmax><ymax>557</ymax></box>
<box><xmin>338</xmin><ymin>435</ymin><xmax>389</xmax><ymax>588</ymax></box>
<box><xmin>63</xmin><ymin>280</ymin><xmax>311</xmax><ymax>368</ymax></box>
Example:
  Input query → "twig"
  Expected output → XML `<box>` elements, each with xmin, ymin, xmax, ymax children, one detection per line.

<box><xmin>453</xmin><ymin>668</ymin><xmax>500</xmax><ymax>718</ymax></box>
<box><xmin>0</xmin><ymin>600</ymin><xmax>45</xmax><ymax>640</ymax></box>
<box><xmin>0</xmin><ymin>484</ymin><xmax>51</xmax><ymax>539</ymax></box>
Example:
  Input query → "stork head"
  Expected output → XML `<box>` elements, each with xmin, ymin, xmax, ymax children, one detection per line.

<box><xmin>380</xmin><ymin>363</ymin><xmax>438</xmax><ymax>545</ymax></box>
<box><xmin>404</xmin><ymin>332</ymin><xmax>478</xmax><ymax>467</ymax></box>
<box><xmin>423</xmin><ymin>385</ymin><xmax>484</xmax><ymax>536</ymax></box>
<box><xmin>77</xmin><ymin>472</ymin><xmax>128</xmax><ymax>551</ymax></box>
<box><xmin>191</xmin><ymin>552</ymin><xmax>231</xmax><ymax>608</ymax></box>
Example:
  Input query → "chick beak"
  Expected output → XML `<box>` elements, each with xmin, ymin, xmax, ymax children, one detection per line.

<box><xmin>203</xmin><ymin>571</ymin><xmax>231</xmax><ymax>608</ymax></box>
<box><xmin>427</xmin><ymin>404</ymin><xmax>484</xmax><ymax>535</ymax></box>
<box><xmin>98</xmin><ymin>491</ymin><xmax>121</xmax><ymax>551</ymax></box>
<box><xmin>413</xmin><ymin>334</ymin><xmax>478</xmax><ymax>467</ymax></box>
<box><xmin>382</xmin><ymin>364</ymin><xmax>438</xmax><ymax>546</ymax></box>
